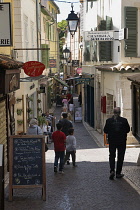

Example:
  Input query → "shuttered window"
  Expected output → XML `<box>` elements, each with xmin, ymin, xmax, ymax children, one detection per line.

<box><xmin>99</xmin><ymin>17</ymin><xmax>112</xmax><ymax>61</ymax></box>
<box><xmin>124</xmin><ymin>7</ymin><xmax>138</xmax><ymax>57</ymax></box>
<box><xmin>84</xmin><ymin>41</ymin><xmax>90</xmax><ymax>61</ymax></box>
<box><xmin>41</xmin><ymin>44</ymin><xmax>49</xmax><ymax>68</ymax></box>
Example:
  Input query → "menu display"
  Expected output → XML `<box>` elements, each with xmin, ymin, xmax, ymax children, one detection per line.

<box><xmin>9</xmin><ymin>135</ymin><xmax>46</xmax><ymax>201</ymax></box>
<box><xmin>13</xmin><ymin>138</ymin><xmax>42</xmax><ymax>185</ymax></box>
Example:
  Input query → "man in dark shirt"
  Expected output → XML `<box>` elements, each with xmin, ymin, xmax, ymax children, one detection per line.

<box><xmin>59</xmin><ymin>112</ymin><xmax>73</xmax><ymax>136</ymax></box>
<box><xmin>104</xmin><ymin>107</ymin><xmax>130</xmax><ymax>180</ymax></box>
<box><xmin>59</xmin><ymin>112</ymin><xmax>73</xmax><ymax>165</ymax></box>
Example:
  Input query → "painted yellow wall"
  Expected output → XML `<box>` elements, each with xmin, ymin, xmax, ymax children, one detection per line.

<box><xmin>0</xmin><ymin>0</ymin><xmax>14</xmax><ymax>56</ymax></box>
<box><xmin>48</xmin><ymin>1</ymin><xmax>59</xmax><ymax>73</ymax></box>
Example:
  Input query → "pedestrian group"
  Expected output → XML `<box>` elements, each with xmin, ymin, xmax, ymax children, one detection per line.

<box><xmin>27</xmin><ymin>93</ymin><xmax>130</xmax><ymax>179</ymax></box>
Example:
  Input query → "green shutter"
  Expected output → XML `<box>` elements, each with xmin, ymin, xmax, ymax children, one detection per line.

<box><xmin>124</xmin><ymin>7</ymin><xmax>137</xmax><ymax>57</ymax></box>
<box><xmin>84</xmin><ymin>41</ymin><xmax>90</xmax><ymax>61</ymax></box>
<box><xmin>99</xmin><ymin>18</ymin><xmax>112</xmax><ymax>61</ymax></box>
<box><xmin>41</xmin><ymin>44</ymin><xmax>49</xmax><ymax>68</ymax></box>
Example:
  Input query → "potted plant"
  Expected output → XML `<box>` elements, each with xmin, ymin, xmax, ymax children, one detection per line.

<box><xmin>27</xmin><ymin>96</ymin><xmax>33</xmax><ymax>102</ymax></box>
<box><xmin>37</xmin><ymin>99</ymin><xmax>41</xmax><ymax>103</ymax></box>
<box><xmin>37</xmin><ymin>116</ymin><xmax>46</xmax><ymax>127</ymax></box>
<box><xmin>17</xmin><ymin>120</ymin><xmax>23</xmax><ymax>126</ymax></box>
<box><xmin>37</xmin><ymin>107</ymin><xmax>42</xmax><ymax>112</ymax></box>
<box><xmin>27</xmin><ymin>108</ymin><xmax>33</xmax><ymax>114</ymax></box>
<box><xmin>17</xmin><ymin>109</ymin><xmax>23</xmax><ymax>115</ymax></box>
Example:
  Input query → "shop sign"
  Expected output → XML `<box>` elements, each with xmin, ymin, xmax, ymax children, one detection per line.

<box><xmin>0</xmin><ymin>3</ymin><xmax>12</xmax><ymax>46</ymax></box>
<box><xmin>85</xmin><ymin>31</ymin><xmax>114</xmax><ymax>41</ymax></box>
<box><xmin>0</xmin><ymin>69</ymin><xmax>20</xmax><ymax>94</ymax></box>
<box><xmin>23</xmin><ymin>61</ymin><xmax>45</xmax><ymax>77</ymax></box>
<box><xmin>49</xmin><ymin>59</ymin><xmax>56</xmax><ymax>68</ymax></box>
<box><xmin>76</xmin><ymin>68</ymin><xmax>82</xmax><ymax>74</ymax></box>
<box><xmin>72</xmin><ymin>60</ymin><xmax>79</xmax><ymax>67</ymax></box>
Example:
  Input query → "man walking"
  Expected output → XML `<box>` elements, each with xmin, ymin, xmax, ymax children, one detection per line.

<box><xmin>59</xmin><ymin>112</ymin><xmax>73</xmax><ymax>165</ymax></box>
<box><xmin>59</xmin><ymin>112</ymin><xmax>73</xmax><ymax>136</ymax></box>
<box><xmin>104</xmin><ymin>107</ymin><xmax>130</xmax><ymax>180</ymax></box>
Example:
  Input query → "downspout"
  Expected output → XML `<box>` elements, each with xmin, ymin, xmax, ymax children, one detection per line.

<box><xmin>36</xmin><ymin>0</ymin><xmax>39</xmax><ymax>61</ymax></box>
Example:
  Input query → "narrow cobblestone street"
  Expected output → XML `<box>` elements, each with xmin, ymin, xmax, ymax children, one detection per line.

<box><xmin>5</xmin><ymin>106</ymin><xmax>140</xmax><ymax>210</ymax></box>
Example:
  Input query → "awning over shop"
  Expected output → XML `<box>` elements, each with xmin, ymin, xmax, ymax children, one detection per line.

<box><xmin>127</xmin><ymin>74</ymin><xmax>140</xmax><ymax>85</ymax></box>
<box><xmin>95</xmin><ymin>63</ymin><xmax>140</xmax><ymax>72</ymax></box>
<box><xmin>53</xmin><ymin>76</ymin><xmax>69</xmax><ymax>87</ymax></box>
<box><xmin>20</xmin><ymin>75</ymin><xmax>47</xmax><ymax>82</ymax></box>
<box><xmin>66</xmin><ymin>76</ymin><xmax>81</xmax><ymax>81</ymax></box>
<box><xmin>0</xmin><ymin>54</ymin><xmax>23</xmax><ymax>69</ymax></box>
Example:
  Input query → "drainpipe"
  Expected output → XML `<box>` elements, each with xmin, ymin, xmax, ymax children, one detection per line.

<box><xmin>36</xmin><ymin>0</ymin><xmax>40</xmax><ymax>61</ymax></box>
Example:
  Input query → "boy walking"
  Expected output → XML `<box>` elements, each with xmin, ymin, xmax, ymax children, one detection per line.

<box><xmin>64</xmin><ymin>128</ymin><xmax>77</xmax><ymax>167</ymax></box>
<box><xmin>52</xmin><ymin>123</ymin><xmax>66</xmax><ymax>173</ymax></box>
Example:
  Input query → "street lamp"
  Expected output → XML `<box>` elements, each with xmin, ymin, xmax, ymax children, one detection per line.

<box><xmin>63</xmin><ymin>46</ymin><xmax>71</xmax><ymax>61</ymax></box>
<box><xmin>63</xmin><ymin>46</ymin><xmax>71</xmax><ymax>80</ymax></box>
<box><xmin>66</xmin><ymin>3</ymin><xmax>79</xmax><ymax>37</ymax></box>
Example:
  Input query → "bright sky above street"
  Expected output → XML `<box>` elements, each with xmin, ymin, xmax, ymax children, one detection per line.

<box><xmin>54</xmin><ymin>0</ymin><xmax>80</xmax><ymax>22</ymax></box>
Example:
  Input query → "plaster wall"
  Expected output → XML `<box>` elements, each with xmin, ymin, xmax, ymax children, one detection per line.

<box><xmin>14</xmin><ymin>0</ymin><xmax>38</xmax><ymax>62</ymax></box>
<box><xmin>101</xmin><ymin>70</ymin><xmax>138</xmax><ymax>144</ymax></box>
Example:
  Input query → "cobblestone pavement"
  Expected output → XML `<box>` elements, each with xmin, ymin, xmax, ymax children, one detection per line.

<box><xmin>4</xmin><ymin>106</ymin><xmax>140</xmax><ymax>210</ymax></box>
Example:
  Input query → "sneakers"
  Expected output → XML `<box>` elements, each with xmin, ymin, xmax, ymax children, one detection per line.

<box><xmin>59</xmin><ymin>170</ymin><xmax>64</xmax><ymax>174</ymax></box>
<box><xmin>109</xmin><ymin>171</ymin><xmax>115</xmax><ymax>180</ymax></box>
<box><xmin>54</xmin><ymin>166</ymin><xmax>57</xmax><ymax>173</ymax></box>
<box><xmin>116</xmin><ymin>174</ymin><xmax>124</xmax><ymax>179</ymax></box>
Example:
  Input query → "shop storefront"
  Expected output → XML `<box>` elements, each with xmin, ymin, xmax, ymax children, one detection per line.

<box><xmin>128</xmin><ymin>74</ymin><xmax>140</xmax><ymax>142</ymax></box>
<box><xmin>0</xmin><ymin>55</ymin><xmax>22</xmax><ymax>174</ymax></box>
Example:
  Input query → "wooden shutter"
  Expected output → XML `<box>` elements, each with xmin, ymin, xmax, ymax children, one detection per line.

<box><xmin>41</xmin><ymin>44</ymin><xmax>49</xmax><ymax>68</ymax></box>
<box><xmin>124</xmin><ymin>7</ymin><xmax>137</xmax><ymax>57</ymax></box>
<box><xmin>99</xmin><ymin>18</ymin><xmax>112</xmax><ymax>61</ymax></box>
<box><xmin>84</xmin><ymin>41</ymin><xmax>90</xmax><ymax>61</ymax></box>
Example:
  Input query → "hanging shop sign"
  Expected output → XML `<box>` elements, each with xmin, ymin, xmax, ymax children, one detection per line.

<box><xmin>76</xmin><ymin>68</ymin><xmax>82</xmax><ymax>74</ymax></box>
<box><xmin>85</xmin><ymin>31</ymin><xmax>114</xmax><ymax>41</ymax></box>
<box><xmin>23</xmin><ymin>61</ymin><xmax>45</xmax><ymax>77</ymax></box>
<box><xmin>75</xmin><ymin>78</ymin><xmax>91</xmax><ymax>82</ymax></box>
<box><xmin>0</xmin><ymin>70</ymin><xmax>21</xmax><ymax>94</ymax></box>
<box><xmin>72</xmin><ymin>60</ymin><xmax>79</xmax><ymax>67</ymax></box>
<box><xmin>85</xmin><ymin>28</ymin><xmax>128</xmax><ymax>41</ymax></box>
<box><xmin>49</xmin><ymin>59</ymin><xmax>56</xmax><ymax>68</ymax></box>
<box><xmin>0</xmin><ymin>3</ymin><xmax>12</xmax><ymax>46</ymax></box>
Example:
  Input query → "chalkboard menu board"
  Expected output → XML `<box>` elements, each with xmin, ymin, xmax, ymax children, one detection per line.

<box><xmin>9</xmin><ymin>135</ymin><xmax>46</xmax><ymax>201</ymax></box>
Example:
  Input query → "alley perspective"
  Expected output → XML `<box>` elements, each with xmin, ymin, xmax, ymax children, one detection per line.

<box><xmin>4</xmin><ymin>105</ymin><xmax>140</xmax><ymax>210</ymax></box>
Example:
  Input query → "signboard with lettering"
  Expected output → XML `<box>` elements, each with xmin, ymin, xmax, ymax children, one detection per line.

<box><xmin>9</xmin><ymin>135</ymin><xmax>46</xmax><ymax>201</ymax></box>
<box><xmin>74</xmin><ymin>107</ymin><xmax>82</xmax><ymax>122</ymax></box>
<box><xmin>49</xmin><ymin>59</ymin><xmax>56</xmax><ymax>68</ymax></box>
<box><xmin>85</xmin><ymin>31</ymin><xmax>114</xmax><ymax>41</ymax></box>
<box><xmin>119</xmin><ymin>28</ymin><xmax>128</xmax><ymax>40</ymax></box>
<box><xmin>72</xmin><ymin>60</ymin><xmax>79</xmax><ymax>67</ymax></box>
<box><xmin>75</xmin><ymin>78</ymin><xmax>91</xmax><ymax>84</ymax></box>
<box><xmin>85</xmin><ymin>29</ymin><xmax>128</xmax><ymax>41</ymax></box>
<box><xmin>23</xmin><ymin>61</ymin><xmax>45</xmax><ymax>77</ymax></box>
<box><xmin>0</xmin><ymin>3</ymin><xmax>12</xmax><ymax>46</ymax></box>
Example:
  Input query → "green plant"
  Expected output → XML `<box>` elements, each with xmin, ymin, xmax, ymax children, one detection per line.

<box><xmin>37</xmin><ymin>108</ymin><xmax>42</xmax><ymax>112</ymax></box>
<box><xmin>27</xmin><ymin>108</ymin><xmax>33</xmax><ymax>113</ymax></box>
<box><xmin>17</xmin><ymin>120</ymin><xmax>23</xmax><ymax>125</ymax></box>
<box><xmin>17</xmin><ymin>109</ymin><xmax>23</xmax><ymax>115</ymax></box>
<box><xmin>37</xmin><ymin>116</ymin><xmax>46</xmax><ymax>126</ymax></box>
<box><xmin>27</xmin><ymin>96</ymin><xmax>33</xmax><ymax>102</ymax></box>
<box><xmin>37</xmin><ymin>99</ymin><xmax>41</xmax><ymax>103</ymax></box>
